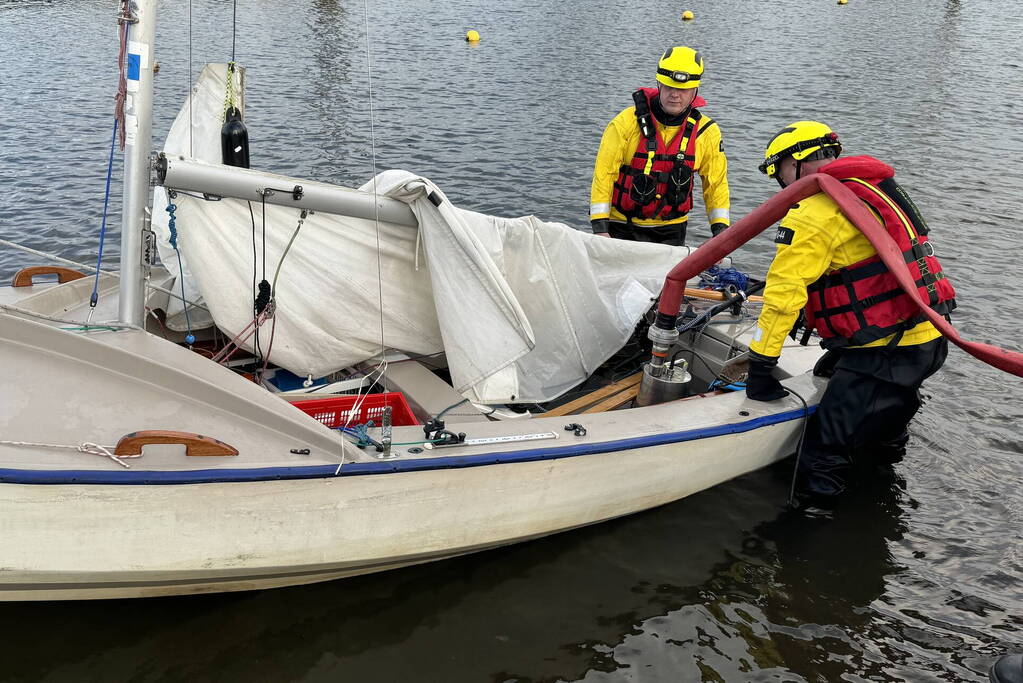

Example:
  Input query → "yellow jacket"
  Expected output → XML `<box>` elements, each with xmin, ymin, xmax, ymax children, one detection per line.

<box><xmin>590</xmin><ymin>105</ymin><xmax>730</xmax><ymax>229</ymax></box>
<box><xmin>749</xmin><ymin>192</ymin><xmax>941</xmax><ymax>357</ymax></box>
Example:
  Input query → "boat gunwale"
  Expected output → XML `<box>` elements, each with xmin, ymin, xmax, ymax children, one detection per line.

<box><xmin>0</xmin><ymin>405</ymin><xmax>816</xmax><ymax>486</ymax></box>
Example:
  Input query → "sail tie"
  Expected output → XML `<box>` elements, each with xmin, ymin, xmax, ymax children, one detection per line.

<box><xmin>165</xmin><ymin>197</ymin><xmax>195</xmax><ymax>345</ymax></box>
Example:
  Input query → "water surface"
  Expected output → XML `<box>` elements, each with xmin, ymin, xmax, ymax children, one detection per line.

<box><xmin>0</xmin><ymin>0</ymin><xmax>1020</xmax><ymax>680</ymax></box>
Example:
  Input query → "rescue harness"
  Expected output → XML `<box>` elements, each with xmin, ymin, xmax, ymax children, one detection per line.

<box><xmin>803</xmin><ymin>157</ymin><xmax>956</xmax><ymax>349</ymax></box>
<box><xmin>612</xmin><ymin>88</ymin><xmax>701</xmax><ymax>221</ymax></box>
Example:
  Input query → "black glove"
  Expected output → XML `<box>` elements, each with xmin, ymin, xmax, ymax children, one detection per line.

<box><xmin>591</xmin><ymin>218</ymin><xmax>610</xmax><ymax>236</ymax></box>
<box><xmin>812</xmin><ymin>349</ymin><xmax>841</xmax><ymax>378</ymax></box>
<box><xmin>710</xmin><ymin>222</ymin><xmax>728</xmax><ymax>237</ymax></box>
<box><xmin>746</xmin><ymin>351</ymin><xmax>790</xmax><ymax>401</ymax></box>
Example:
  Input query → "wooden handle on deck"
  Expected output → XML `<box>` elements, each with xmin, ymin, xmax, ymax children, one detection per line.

<box><xmin>12</xmin><ymin>266</ymin><xmax>87</xmax><ymax>287</ymax></box>
<box><xmin>114</xmin><ymin>430</ymin><xmax>239</xmax><ymax>457</ymax></box>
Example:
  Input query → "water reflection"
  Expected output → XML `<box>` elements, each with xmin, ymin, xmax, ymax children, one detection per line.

<box><xmin>306</xmin><ymin>0</ymin><xmax>355</xmax><ymax>179</ymax></box>
<box><xmin>1</xmin><ymin>0</ymin><xmax>1021</xmax><ymax>680</ymax></box>
<box><xmin>559</xmin><ymin>465</ymin><xmax>908</xmax><ymax>682</ymax></box>
<box><xmin>0</xmin><ymin>470</ymin><xmax>787</xmax><ymax>682</ymax></box>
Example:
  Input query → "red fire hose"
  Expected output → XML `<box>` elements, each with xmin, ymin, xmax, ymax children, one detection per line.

<box><xmin>657</xmin><ymin>173</ymin><xmax>1023</xmax><ymax>377</ymax></box>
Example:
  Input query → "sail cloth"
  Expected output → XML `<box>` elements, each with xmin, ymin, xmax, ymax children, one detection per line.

<box><xmin>162</xmin><ymin>67</ymin><xmax>693</xmax><ymax>403</ymax></box>
<box><xmin>152</xmin><ymin>63</ymin><xmax>245</xmax><ymax>332</ymax></box>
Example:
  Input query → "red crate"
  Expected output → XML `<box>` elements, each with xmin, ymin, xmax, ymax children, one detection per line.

<box><xmin>291</xmin><ymin>392</ymin><xmax>419</xmax><ymax>428</ymax></box>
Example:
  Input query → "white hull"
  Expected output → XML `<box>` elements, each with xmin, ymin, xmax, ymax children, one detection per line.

<box><xmin>1</xmin><ymin>298</ymin><xmax>823</xmax><ymax>600</ymax></box>
<box><xmin>1</xmin><ymin>418</ymin><xmax>802</xmax><ymax>600</ymax></box>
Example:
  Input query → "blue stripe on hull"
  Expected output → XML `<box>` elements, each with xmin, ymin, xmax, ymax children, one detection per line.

<box><xmin>0</xmin><ymin>406</ymin><xmax>815</xmax><ymax>486</ymax></box>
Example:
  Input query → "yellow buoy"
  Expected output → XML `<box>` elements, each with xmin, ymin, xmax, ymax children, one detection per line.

<box><xmin>681</xmin><ymin>10</ymin><xmax>694</xmax><ymax>20</ymax></box>
<box><xmin>837</xmin><ymin>0</ymin><xmax>847</xmax><ymax>4</ymax></box>
<box><xmin>466</xmin><ymin>30</ymin><xmax>480</xmax><ymax>42</ymax></box>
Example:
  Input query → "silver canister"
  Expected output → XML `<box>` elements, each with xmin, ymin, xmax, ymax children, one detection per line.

<box><xmin>635</xmin><ymin>359</ymin><xmax>692</xmax><ymax>407</ymax></box>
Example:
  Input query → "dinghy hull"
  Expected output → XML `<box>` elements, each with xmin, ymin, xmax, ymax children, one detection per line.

<box><xmin>1</xmin><ymin>416</ymin><xmax>807</xmax><ymax>600</ymax></box>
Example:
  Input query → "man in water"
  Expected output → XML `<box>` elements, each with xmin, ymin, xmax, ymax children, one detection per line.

<box><xmin>745</xmin><ymin>120</ymin><xmax>952</xmax><ymax>510</ymax></box>
<box><xmin>589</xmin><ymin>46</ymin><xmax>730</xmax><ymax>246</ymax></box>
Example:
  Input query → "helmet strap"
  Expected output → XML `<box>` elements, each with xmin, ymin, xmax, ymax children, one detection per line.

<box><xmin>774</xmin><ymin>157</ymin><xmax>798</xmax><ymax>189</ymax></box>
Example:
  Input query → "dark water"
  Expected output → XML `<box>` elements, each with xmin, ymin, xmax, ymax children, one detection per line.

<box><xmin>1</xmin><ymin>0</ymin><xmax>1022</xmax><ymax>680</ymax></box>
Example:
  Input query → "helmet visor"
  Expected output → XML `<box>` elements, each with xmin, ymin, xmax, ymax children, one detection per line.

<box><xmin>802</xmin><ymin>147</ymin><xmax>839</xmax><ymax>162</ymax></box>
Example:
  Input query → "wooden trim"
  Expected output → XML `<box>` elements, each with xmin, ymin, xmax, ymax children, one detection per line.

<box><xmin>114</xmin><ymin>430</ymin><xmax>239</xmax><ymax>457</ymax></box>
<box><xmin>541</xmin><ymin>371</ymin><xmax>643</xmax><ymax>417</ymax></box>
<box><xmin>580</xmin><ymin>385</ymin><xmax>641</xmax><ymax>413</ymax></box>
<box><xmin>685</xmin><ymin>287</ymin><xmax>763</xmax><ymax>303</ymax></box>
<box><xmin>12</xmin><ymin>266</ymin><xmax>87</xmax><ymax>287</ymax></box>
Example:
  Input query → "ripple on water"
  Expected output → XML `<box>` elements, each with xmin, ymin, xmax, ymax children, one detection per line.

<box><xmin>0</xmin><ymin>0</ymin><xmax>1021</xmax><ymax>681</ymax></box>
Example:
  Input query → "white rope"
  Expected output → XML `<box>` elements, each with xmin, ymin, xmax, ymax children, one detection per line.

<box><xmin>0</xmin><ymin>237</ymin><xmax>120</xmax><ymax>278</ymax></box>
<box><xmin>333</xmin><ymin>358</ymin><xmax>389</xmax><ymax>476</ymax></box>
<box><xmin>0</xmin><ymin>302</ymin><xmax>138</xmax><ymax>329</ymax></box>
<box><xmin>0</xmin><ymin>237</ymin><xmax>211</xmax><ymax>313</ymax></box>
<box><xmin>0</xmin><ymin>440</ymin><xmax>139</xmax><ymax>469</ymax></box>
<box><xmin>361</xmin><ymin>4</ymin><xmax>387</xmax><ymax>365</ymax></box>
<box><xmin>335</xmin><ymin>0</ymin><xmax>388</xmax><ymax>476</ymax></box>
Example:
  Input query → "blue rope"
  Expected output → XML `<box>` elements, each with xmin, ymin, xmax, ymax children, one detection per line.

<box><xmin>166</xmin><ymin>201</ymin><xmax>195</xmax><ymax>345</ymax></box>
<box><xmin>91</xmin><ymin>118</ymin><xmax>119</xmax><ymax>309</ymax></box>
<box><xmin>336</xmin><ymin>422</ymin><xmax>376</xmax><ymax>447</ymax></box>
<box><xmin>708</xmin><ymin>378</ymin><xmax>746</xmax><ymax>392</ymax></box>
<box><xmin>698</xmin><ymin>265</ymin><xmax>750</xmax><ymax>294</ymax></box>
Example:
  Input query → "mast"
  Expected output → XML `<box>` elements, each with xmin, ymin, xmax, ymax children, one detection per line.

<box><xmin>117</xmin><ymin>0</ymin><xmax>157</xmax><ymax>328</ymax></box>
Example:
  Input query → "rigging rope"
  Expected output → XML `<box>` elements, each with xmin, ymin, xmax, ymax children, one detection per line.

<box><xmin>0</xmin><ymin>302</ymin><xmax>136</xmax><ymax>330</ymax></box>
<box><xmin>89</xmin><ymin>116</ymin><xmax>119</xmax><ymax>319</ymax></box>
<box><xmin>88</xmin><ymin>2</ymin><xmax>133</xmax><ymax>316</ymax></box>
<box><xmin>362</xmin><ymin>0</ymin><xmax>387</xmax><ymax>375</ymax></box>
<box><xmin>114</xmin><ymin>0</ymin><xmax>134</xmax><ymax>150</ymax></box>
<box><xmin>223</xmin><ymin>61</ymin><xmax>237</xmax><ymax>122</ymax></box>
<box><xmin>165</xmin><ymin>197</ymin><xmax>195</xmax><ymax>344</ymax></box>
<box><xmin>188</xmin><ymin>0</ymin><xmax>193</xmax><ymax>157</ymax></box>
<box><xmin>0</xmin><ymin>237</ymin><xmax>210</xmax><ymax>313</ymax></box>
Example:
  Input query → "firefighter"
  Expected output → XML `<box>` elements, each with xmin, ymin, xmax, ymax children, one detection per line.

<box><xmin>747</xmin><ymin>121</ymin><xmax>952</xmax><ymax>510</ymax></box>
<box><xmin>590</xmin><ymin>46</ymin><xmax>730</xmax><ymax>246</ymax></box>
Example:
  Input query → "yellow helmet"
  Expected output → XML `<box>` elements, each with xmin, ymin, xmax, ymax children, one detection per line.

<box><xmin>759</xmin><ymin>121</ymin><xmax>842</xmax><ymax>177</ymax></box>
<box><xmin>655</xmin><ymin>46</ymin><xmax>703</xmax><ymax>89</ymax></box>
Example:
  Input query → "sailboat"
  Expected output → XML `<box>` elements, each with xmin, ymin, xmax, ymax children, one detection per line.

<box><xmin>0</xmin><ymin>1</ymin><xmax>830</xmax><ymax>600</ymax></box>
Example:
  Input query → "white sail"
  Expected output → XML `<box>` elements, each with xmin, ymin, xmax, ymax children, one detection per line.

<box><xmin>163</xmin><ymin>67</ymin><xmax>694</xmax><ymax>402</ymax></box>
<box><xmin>152</xmin><ymin>63</ymin><xmax>245</xmax><ymax>331</ymax></box>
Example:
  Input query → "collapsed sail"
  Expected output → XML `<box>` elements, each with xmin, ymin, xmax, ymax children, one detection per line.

<box><xmin>160</xmin><ymin>65</ymin><xmax>696</xmax><ymax>403</ymax></box>
<box><xmin>152</xmin><ymin>63</ymin><xmax>245</xmax><ymax>332</ymax></box>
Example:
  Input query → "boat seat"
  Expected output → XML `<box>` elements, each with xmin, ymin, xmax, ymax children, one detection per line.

<box><xmin>541</xmin><ymin>371</ymin><xmax>644</xmax><ymax>417</ymax></box>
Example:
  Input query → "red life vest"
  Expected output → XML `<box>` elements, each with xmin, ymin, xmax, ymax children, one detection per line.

<box><xmin>803</xmin><ymin>155</ymin><xmax>957</xmax><ymax>349</ymax></box>
<box><xmin>611</xmin><ymin>88</ymin><xmax>703</xmax><ymax>221</ymax></box>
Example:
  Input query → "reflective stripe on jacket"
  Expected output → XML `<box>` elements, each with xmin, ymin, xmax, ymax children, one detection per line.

<box><xmin>610</xmin><ymin>88</ymin><xmax>701</xmax><ymax>221</ymax></box>
<box><xmin>590</xmin><ymin>92</ymin><xmax>730</xmax><ymax>228</ymax></box>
